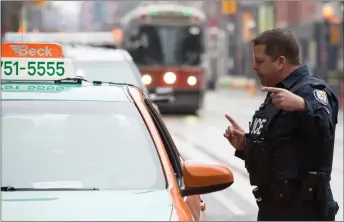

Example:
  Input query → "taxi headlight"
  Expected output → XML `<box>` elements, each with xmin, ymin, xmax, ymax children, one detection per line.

<box><xmin>163</xmin><ymin>72</ymin><xmax>176</xmax><ymax>84</ymax></box>
<box><xmin>142</xmin><ymin>74</ymin><xmax>152</xmax><ymax>85</ymax></box>
<box><xmin>187</xmin><ymin>76</ymin><xmax>197</xmax><ymax>86</ymax></box>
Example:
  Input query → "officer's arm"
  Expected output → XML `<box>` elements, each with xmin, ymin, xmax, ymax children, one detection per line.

<box><xmin>234</xmin><ymin>134</ymin><xmax>249</xmax><ymax>160</ymax></box>
<box><xmin>298</xmin><ymin>86</ymin><xmax>337</xmax><ymax>138</ymax></box>
<box><xmin>235</xmin><ymin>150</ymin><xmax>245</xmax><ymax>160</ymax></box>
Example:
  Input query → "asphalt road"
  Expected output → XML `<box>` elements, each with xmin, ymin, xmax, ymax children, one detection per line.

<box><xmin>162</xmin><ymin>90</ymin><xmax>343</xmax><ymax>221</ymax></box>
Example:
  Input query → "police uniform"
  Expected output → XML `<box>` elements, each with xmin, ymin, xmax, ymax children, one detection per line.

<box><xmin>235</xmin><ymin>65</ymin><xmax>340</xmax><ymax>221</ymax></box>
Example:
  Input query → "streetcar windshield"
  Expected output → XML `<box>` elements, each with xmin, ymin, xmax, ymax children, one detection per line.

<box><xmin>126</xmin><ymin>25</ymin><xmax>204</xmax><ymax>66</ymax></box>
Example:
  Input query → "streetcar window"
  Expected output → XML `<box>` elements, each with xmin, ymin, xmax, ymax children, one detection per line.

<box><xmin>127</xmin><ymin>25</ymin><xmax>203</xmax><ymax>66</ymax></box>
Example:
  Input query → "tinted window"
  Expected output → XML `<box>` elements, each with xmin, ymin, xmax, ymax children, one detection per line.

<box><xmin>2</xmin><ymin>101</ymin><xmax>166</xmax><ymax>190</ymax></box>
<box><xmin>73</xmin><ymin>61</ymin><xmax>144</xmax><ymax>89</ymax></box>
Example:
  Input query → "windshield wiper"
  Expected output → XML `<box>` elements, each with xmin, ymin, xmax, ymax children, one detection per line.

<box><xmin>1</xmin><ymin>186</ymin><xmax>99</xmax><ymax>191</ymax></box>
<box><xmin>54</xmin><ymin>78</ymin><xmax>142</xmax><ymax>91</ymax></box>
<box><xmin>54</xmin><ymin>77</ymin><xmax>89</xmax><ymax>84</ymax></box>
<box><xmin>92</xmin><ymin>81</ymin><xmax>140</xmax><ymax>88</ymax></box>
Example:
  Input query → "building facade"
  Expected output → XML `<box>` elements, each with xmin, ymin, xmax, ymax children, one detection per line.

<box><xmin>1</xmin><ymin>1</ymin><xmax>23</xmax><ymax>36</ymax></box>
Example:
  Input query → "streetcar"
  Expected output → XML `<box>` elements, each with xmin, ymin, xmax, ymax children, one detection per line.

<box><xmin>120</xmin><ymin>3</ymin><xmax>207</xmax><ymax>114</ymax></box>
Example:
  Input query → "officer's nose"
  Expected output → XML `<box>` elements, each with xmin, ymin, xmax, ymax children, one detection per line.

<box><xmin>252</xmin><ymin>61</ymin><xmax>257</xmax><ymax>70</ymax></box>
<box><xmin>252</xmin><ymin>63</ymin><xmax>258</xmax><ymax>72</ymax></box>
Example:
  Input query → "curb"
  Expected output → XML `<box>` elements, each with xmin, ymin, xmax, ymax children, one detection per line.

<box><xmin>218</xmin><ymin>76</ymin><xmax>256</xmax><ymax>89</ymax></box>
<box><xmin>218</xmin><ymin>76</ymin><xmax>259</xmax><ymax>97</ymax></box>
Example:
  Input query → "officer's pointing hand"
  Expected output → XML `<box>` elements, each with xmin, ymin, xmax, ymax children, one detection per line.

<box><xmin>223</xmin><ymin>114</ymin><xmax>245</xmax><ymax>151</ymax></box>
<box><xmin>262</xmin><ymin>87</ymin><xmax>305</xmax><ymax>111</ymax></box>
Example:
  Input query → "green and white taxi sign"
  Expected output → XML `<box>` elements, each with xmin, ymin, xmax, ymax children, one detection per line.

<box><xmin>1</xmin><ymin>42</ymin><xmax>76</xmax><ymax>81</ymax></box>
<box><xmin>1</xmin><ymin>58</ymin><xmax>76</xmax><ymax>81</ymax></box>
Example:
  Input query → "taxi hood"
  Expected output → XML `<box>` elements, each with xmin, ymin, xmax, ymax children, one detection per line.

<box><xmin>2</xmin><ymin>190</ymin><xmax>173</xmax><ymax>221</ymax></box>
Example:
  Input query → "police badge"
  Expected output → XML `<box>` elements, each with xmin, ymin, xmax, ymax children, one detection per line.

<box><xmin>313</xmin><ymin>89</ymin><xmax>328</xmax><ymax>105</ymax></box>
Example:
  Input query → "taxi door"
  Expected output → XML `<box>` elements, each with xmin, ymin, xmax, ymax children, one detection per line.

<box><xmin>143</xmin><ymin>97</ymin><xmax>206</xmax><ymax>221</ymax></box>
<box><xmin>178</xmin><ymin>155</ymin><xmax>206</xmax><ymax>221</ymax></box>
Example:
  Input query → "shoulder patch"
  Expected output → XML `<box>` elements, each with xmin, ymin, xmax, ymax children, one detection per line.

<box><xmin>313</xmin><ymin>89</ymin><xmax>328</xmax><ymax>105</ymax></box>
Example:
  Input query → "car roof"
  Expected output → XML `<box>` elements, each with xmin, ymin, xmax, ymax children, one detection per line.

<box><xmin>64</xmin><ymin>47</ymin><xmax>133</xmax><ymax>62</ymax></box>
<box><xmin>63</xmin><ymin>46</ymin><xmax>149</xmax><ymax>94</ymax></box>
<box><xmin>4</xmin><ymin>32</ymin><xmax>118</xmax><ymax>46</ymax></box>
<box><xmin>1</xmin><ymin>81</ymin><xmax>143</xmax><ymax>103</ymax></box>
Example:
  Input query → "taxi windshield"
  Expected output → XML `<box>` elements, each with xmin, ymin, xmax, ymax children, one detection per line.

<box><xmin>73</xmin><ymin>61</ymin><xmax>143</xmax><ymax>87</ymax></box>
<box><xmin>2</xmin><ymin>100</ymin><xmax>166</xmax><ymax>190</ymax></box>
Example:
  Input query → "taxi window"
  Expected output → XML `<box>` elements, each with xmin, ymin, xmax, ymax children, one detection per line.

<box><xmin>73</xmin><ymin>60</ymin><xmax>143</xmax><ymax>87</ymax></box>
<box><xmin>2</xmin><ymin>100</ymin><xmax>166</xmax><ymax>190</ymax></box>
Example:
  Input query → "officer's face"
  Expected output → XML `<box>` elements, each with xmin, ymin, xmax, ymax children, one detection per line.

<box><xmin>252</xmin><ymin>44</ymin><xmax>285</xmax><ymax>86</ymax></box>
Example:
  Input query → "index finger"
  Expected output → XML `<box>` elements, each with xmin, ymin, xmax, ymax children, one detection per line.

<box><xmin>261</xmin><ymin>87</ymin><xmax>284</xmax><ymax>93</ymax></box>
<box><xmin>225</xmin><ymin>114</ymin><xmax>239</xmax><ymax>127</ymax></box>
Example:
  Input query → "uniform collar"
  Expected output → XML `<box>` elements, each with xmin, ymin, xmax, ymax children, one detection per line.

<box><xmin>276</xmin><ymin>65</ymin><xmax>310</xmax><ymax>89</ymax></box>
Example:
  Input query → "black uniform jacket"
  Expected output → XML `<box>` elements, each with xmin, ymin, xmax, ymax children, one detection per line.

<box><xmin>235</xmin><ymin>65</ymin><xmax>339</xmax><ymax>181</ymax></box>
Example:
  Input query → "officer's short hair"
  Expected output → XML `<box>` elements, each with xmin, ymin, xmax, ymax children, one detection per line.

<box><xmin>252</xmin><ymin>28</ymin><xmax>301</xmax><ymax>65</ymax></box>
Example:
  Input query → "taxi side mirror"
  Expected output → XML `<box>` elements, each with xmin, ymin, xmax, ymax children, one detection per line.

<box><xmin>180</xmin><ymin>160</ymin><xmax>234</xmax><ymax>197</ymax></box>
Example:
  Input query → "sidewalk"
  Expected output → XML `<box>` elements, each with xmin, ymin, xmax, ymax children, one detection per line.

<box><xmin>218</xmin><ymin>75</ymin><xmax>343</xmax><ymax>109</ymax></box>
<box><xmin>217</xmin><ymin>75</ymin><xmax>262</xmax><ymax>97</ymax></box>
<box><xmin>218</xmin><ymin>75</ymin><xmax>256</xmax><ymax>90</ymax></box>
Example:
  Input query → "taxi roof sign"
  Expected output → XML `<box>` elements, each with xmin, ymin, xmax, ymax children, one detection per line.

<box><xmin>1</xmin><ymin>42</ymin><xmax>64</xmax><ymax>58</ymax></box>
<box><xmin>1</xmin><ymin>43</ymin><xmax>77</xmax><ymax>81</ymax></box>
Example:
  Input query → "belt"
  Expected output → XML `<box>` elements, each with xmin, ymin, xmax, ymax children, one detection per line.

<box><xmin>253</xmin><ymin>179</ymin><xmax>302</xmax><ymax>204</ymax></box>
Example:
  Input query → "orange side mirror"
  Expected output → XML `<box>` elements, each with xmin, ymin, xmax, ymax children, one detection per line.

<box><xmin>181</xmin><ymin>160</ymin><xmax>234</xmax><ymax>196</ymax></box>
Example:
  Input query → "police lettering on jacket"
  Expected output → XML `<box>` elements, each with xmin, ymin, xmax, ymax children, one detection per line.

<box><xmin>250</xmin><ymin>118</ymin><xmax>266</xmax><ymax>135</ymax></box>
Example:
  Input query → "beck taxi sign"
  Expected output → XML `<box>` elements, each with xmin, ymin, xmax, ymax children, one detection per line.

<box><xmin>1</xmin><ymin>42</ymin><xmax>64</xmax><ymax>58</ymax></box>
<box><xmin>1</xmin><ymin>43</ymin><xmax>76</xmax><ymax>81</ymax></box>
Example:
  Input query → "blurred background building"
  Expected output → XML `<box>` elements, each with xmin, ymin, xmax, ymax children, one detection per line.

<box><xmin>1</xmin><ymin>0</ymin><xmax>77</xmax><ymax>35</ymax></box>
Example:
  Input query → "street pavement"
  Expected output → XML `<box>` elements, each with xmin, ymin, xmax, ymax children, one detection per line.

<box><xmin>162</xmin><ymin>90</ymin><xmax>343</xmax><ymax>221</ymax></box>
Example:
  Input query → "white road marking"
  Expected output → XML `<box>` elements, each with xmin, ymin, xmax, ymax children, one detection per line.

<box><xmin>173</xmin><ymin>136</ymin><xmax>258</xmax><ymax>215</ymax></box>
<box><xmin>211</xmin><ymin>191</ymin><xmax>246</xmax><ymax>215</ymax></box>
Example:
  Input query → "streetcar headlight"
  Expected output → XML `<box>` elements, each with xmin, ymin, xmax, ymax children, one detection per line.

<box><xmin>164</xmin><ymin>72</ymin><xmax>176</xmax><ymax>84</ymax></box>
<box><xmin>142</xmin><ymin>74</ymin><xmax>152</xmax><ymax>85</ymax></box>
<box><xmin>187</xmin><ymin>76</ymin><xmax>197</xmax><ymax>86</ymax></box>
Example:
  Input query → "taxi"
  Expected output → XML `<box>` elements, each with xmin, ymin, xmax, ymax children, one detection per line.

<box><xmin>1</xmin><ymin>42</ymin><xmax>234</xmax><ymax>221</ymax></box>
<box><xmin>63</xmin><ymin>45</ymin><xmax>149</xmax><ymax>94</ymax></box>
<box><xmin>3</xmin><ymin>32</ymin><xmax>148</xmax><ymax>92</ymax></box>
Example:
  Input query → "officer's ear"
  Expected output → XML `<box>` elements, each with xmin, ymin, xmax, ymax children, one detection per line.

<box><xmin>275</xmin><ymin>56</ymin><xmax>286</xmax><ymax>70</ymax></box>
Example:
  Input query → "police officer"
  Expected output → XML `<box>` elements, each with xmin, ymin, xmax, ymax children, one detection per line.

<box><xmin>223</xmin><ymin>28</ymin><xmax>339</xmax><ymax>221</ymax></box>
